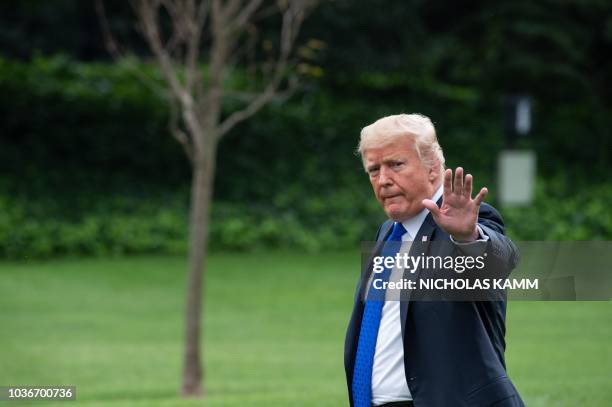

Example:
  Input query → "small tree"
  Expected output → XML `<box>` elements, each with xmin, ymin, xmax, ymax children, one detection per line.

<box><xmin>96</xmin><ymin>0</ymin><xmax>313</xmax><ymax>396</ymax></box>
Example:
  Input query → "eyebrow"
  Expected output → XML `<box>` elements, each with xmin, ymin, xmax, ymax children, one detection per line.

<box><xmin>366</xmin><ymin>157</ymin><xmax>405</xmax><ymax>172</ymax></box>
<box><xmin>383</xmin><ymin>157</ymin><xmax>404</xmax><ymax>164</ymax></box>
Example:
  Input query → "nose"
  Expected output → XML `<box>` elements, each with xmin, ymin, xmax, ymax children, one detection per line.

<box><xmin>378</xmin><ymin>166</ymin><xmax>393</xmax><ymax>186</ymax></box>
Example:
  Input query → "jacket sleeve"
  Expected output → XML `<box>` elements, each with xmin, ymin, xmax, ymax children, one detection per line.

<box><xmin>453</xmin><ymin>203</ymin><xmax>520</xmax><ymax>277</ymax></box>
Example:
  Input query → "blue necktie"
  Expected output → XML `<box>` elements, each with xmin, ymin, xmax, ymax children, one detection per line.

<box><xmin>352</xmin><ymin>221</ymin><xmax>407</xmax><ymax>407</ymax></box>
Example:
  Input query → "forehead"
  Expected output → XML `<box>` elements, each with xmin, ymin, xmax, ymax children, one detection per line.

<box><xmin>363</xmin><ymin>139</ymin><xmax>417</xmax><ymax>163</ymax></box>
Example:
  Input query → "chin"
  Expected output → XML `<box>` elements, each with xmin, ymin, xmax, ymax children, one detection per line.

<box><xmin>384</xmin><ymin>207</ymin><xmax>409</xmax><ymax>222</ymax></box>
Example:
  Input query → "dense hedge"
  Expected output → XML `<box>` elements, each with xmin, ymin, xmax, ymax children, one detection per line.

<box><xmin>2</xmin><ymin>179</ymin><xmax>612</xmax><ymax>259</ymax></box>
<box><xmin>1</xmin><ymin>56</ymin><xmax>611</xmax><ymax>258</ymax></box>
<box><xmin>504</xmin><ymin>181</ymin><xmax>612</xmax><ymax>241</ymax></box>
<box><xmin>0</xmin><ymin>55</ymin><xmax>510</xmax><ymax>198</ymax></box>
<box><xmin>0</xmin><ymin>187</ymin><xmax>382</xmax><ymax>258</ymax></box>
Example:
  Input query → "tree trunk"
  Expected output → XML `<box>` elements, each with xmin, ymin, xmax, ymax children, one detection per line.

<box><xmin>181</xmin><ymin>140</ymin><xmax>217</xmax><ymax>397</ymax></box>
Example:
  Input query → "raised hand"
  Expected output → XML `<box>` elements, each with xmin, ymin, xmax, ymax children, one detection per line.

<box><xmin>422</xmin><ymin>167</ymin><xmax>487</xmax><ymax>242</ymax></box>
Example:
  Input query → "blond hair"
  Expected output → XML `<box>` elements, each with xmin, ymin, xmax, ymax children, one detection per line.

<box><xmin>357</xmin><ymin>113</ymin><xmax>445</xmax><ymax>177</ymax></box>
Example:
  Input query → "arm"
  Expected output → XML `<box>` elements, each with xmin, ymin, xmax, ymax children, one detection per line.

<box><xmin>422</xmin><ymin>168</ymin><xmax>519</xmax><ymax>274</ymax></box>
<box><xmin>452</xmin><ymin>203</ymin><xmax>520</xmax><ymax>279</ymax></box>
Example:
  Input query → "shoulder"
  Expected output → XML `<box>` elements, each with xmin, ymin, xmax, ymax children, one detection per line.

<box><xmin>375</xmin><ymin>219</ymin><xmax>394</xmax><ymax>242</ymax></box>
<box><xmin>478</xmin><ymin>203</ymin><xmax>506</xmax><ymax>235</ymax></box>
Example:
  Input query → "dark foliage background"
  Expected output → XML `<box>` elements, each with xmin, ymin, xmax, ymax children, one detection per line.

<box><xmin>1</xmin><ymin>0</ymin><xmax>611</xmax><ymax>258</ymax></box>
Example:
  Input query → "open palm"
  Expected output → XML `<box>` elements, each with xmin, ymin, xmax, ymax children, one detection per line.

<box><xmin>422</xmin><ymin>167</ymin><xmax>487</xmax><ymax>242</ymax></box>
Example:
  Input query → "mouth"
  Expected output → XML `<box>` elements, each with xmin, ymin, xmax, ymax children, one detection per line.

<box><xmin>382</xmin><ymin>194</ymin><xmax>402</xmax><ymax>202</ymax></box>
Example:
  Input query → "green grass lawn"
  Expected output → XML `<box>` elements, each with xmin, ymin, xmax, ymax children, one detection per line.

<box><xmin>0</xmin><ymin>252</ymin><xmax>610</xmax><ymax>406</ymax></box>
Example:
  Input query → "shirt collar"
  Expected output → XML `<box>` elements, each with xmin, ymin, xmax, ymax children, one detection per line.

<box><xmin>401</xmin><ymin>185</ymin><xmax>443</xmax><ymax>240</ymax></box>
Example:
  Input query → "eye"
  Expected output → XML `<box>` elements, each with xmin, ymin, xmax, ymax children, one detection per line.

<box><xmin>367</xmin><ymin>166</ymin><xmax>379</xmax><ymax>177</ymax></box>
<box><xmin>392</xmin><ymin>161</ymin><xmax>404</xmax><ymax>169</ymax></box>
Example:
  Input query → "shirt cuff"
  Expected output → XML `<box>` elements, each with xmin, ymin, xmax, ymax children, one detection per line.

<box><xmin>450</xmin><ymin>225</ymin><xmax>489</xmax><ymax>245</ymax></box>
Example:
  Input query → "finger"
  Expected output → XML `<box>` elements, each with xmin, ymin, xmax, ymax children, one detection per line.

<box><xmin>422</xmin><ymin>199</ymin><xmax>441</xmax><ymax>217</ymax></box>
<box><xmin>443</xmin><ymin>168</ymin><xmax>452</xmax><ymax>196</ymax></box>
<box><xmin>474</xmin><ymin>187</ymin><xmax>488</xmax><ymax>206</ymax></box>
<box><xmin>454</xmin><ymin>167</ymin><xmax>463</xmax><ymax>195</ymax></box>
<box><xmin>464</xmin><ymin>173</ymin><xmax>473</xmax><ymax>198</ymax></box>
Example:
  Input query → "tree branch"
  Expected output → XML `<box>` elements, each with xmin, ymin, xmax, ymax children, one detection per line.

<box><xmin>95</xmin><ymin>0</ymin><xmax>125</xmax><ymax>60</ymax></box>
<box><xmin>169</xmin><ymin>95</ymin><xmax>195</xmax><ymax>164</ymax></box>
<box><xmin>186</xmin><ymin>0</ymin><xmax>209</xmax><ymax>94</ymax></box>
<box><xmin>218</xmin><ymin>0</ymin><xmax>305</xmax><ymax>137</ymax></box>
<box><xmin>96</xmin><ymin>0</ymin><xmax>169</xmax><ymax>99</ymax></box>
<box><xmin>226</xmin><ymin>0</ymin><xmax>264</xmax><ymax>34</ymax></box>
<box><xmin>131</xmin><ymin>0</ymin><xmax>189</xmax><ymax>105</ymax></box>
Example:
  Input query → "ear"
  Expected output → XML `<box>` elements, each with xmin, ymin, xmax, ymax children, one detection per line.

<box><xmin>428</xmin><ymin>161</ymin><xmax>440</xmax><ymax>183</ymax></box>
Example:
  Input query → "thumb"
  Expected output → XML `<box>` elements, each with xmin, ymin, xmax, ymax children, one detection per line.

<box><xmin>422</xmin><ymin>199</ymin><xmax>440</xmax><ymax>216</ymax></box>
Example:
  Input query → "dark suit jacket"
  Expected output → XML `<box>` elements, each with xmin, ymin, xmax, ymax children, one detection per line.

<box><xmin>344</xmin><ymin>202</ymin><xmax>526</xmax><ymax>407</ymax></box>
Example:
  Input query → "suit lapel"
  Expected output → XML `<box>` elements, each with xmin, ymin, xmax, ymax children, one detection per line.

<box><xmin>400</xmin><ymin>197</ymin><xmax>442</xmax><ymax>337</ymax></box>
<box><xmin>357</xmin><ymin>221</ymin><xmax>393</xmax><ymax>302</ymax></box>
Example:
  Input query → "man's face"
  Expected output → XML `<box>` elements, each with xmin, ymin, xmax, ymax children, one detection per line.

<box><xmin>364</xmin><ymin>139</ymin><xmax>437</xmax><ymax>221</ymax></box>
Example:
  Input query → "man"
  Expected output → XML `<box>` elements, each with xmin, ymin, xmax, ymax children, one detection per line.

<box><xmin>344</xmin><ymin>114</ymin><xmax>525</xmax><ymax>407</ymax></box>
